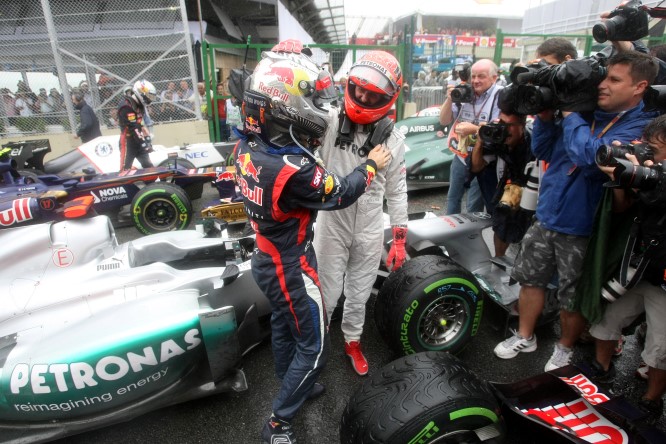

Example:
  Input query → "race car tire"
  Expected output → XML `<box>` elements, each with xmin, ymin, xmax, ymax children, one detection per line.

<box><xmin>130</xmin><ymin>182</ymin><xmax>192</xmax><ymax>234</ymax></box>
<box><xmin>18</xmin><ymin>169</ymin><xmax>43</xmax><ymax>184</ymax></box>
<box><xmin>375</xmin><ymin>255</ymin><xmax>484</xmax><ymax>356</ymax></box>
<box><xmin>340</xmin><ymin>351</ymin><xmax>505</xmax><ymax>444</ymax></box>
<box><xmin>158</xmin><ymin>158</ymin><xmax>196</xmax><ymax>170</ymax></box>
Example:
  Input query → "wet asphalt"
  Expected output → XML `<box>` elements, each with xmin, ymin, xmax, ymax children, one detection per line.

<box><xmin>53</xmin><ymin>186</ymin><xmax>665</xmax><ymax>444</ymax></box>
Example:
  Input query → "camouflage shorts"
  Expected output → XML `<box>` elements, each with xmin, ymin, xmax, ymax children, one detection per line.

<box><xmin>511</xmin><ymin>221</ymin><xmax>589</xmax><ymax>310</ymax></box>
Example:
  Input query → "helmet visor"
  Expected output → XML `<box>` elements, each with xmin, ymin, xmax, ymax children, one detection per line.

<box><xmin>348</xmin><ymin>64</ymin><xmax>397</xmax><ymax>96</ymax></box>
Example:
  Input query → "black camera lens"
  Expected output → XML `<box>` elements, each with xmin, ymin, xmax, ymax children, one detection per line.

<box><xmin>592</xmin><ymin>21</ymin><xmax>614</xmax><ymax>43</ymax></box>
<box><xmin>596</xmin><ymin>144</ymin><xmax>628</xmax><ymax>166</ymax></box>
<box><xmin>515</xmin><ymin>85</ymin><xmax>554</xmax><ymax>115</ymax></box>
<box><xmin>614</xmin><ymin>158</ymin><xmax>661</xmax><ymax>190</ymax></box>
<box><xmin>450</xmin><ymin>83</ymin><xmax>474</xmax><ymax>104</ymax></box>
<box><xmin>479</xmin><ymin>122</ymin><xmax>508</xmax><ymax>145</ymax></box>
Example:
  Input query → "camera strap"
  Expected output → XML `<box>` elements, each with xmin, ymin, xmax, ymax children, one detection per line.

<box><xmin>617</xmin><ymin>216</ymin><xmax>652</xmax><ymax>288</ymax></box>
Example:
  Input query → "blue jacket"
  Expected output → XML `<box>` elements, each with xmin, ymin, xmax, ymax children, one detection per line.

<box><xmin>532</xmin><ymin>103</ymin><xmax>656</xmax><ymax>236</ymax></box>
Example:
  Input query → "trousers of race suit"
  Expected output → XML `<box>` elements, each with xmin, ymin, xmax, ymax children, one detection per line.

<box><xmin>120</xmin><ymin>133</ymin><xmax>153</xmax><ymax>170</ymax></box>
<box><xmin>251</xmin><ymin>249</ymin><xmax>329</xmax><ymax>421</ymax></box>
<box><xmin>313</xmin><ymin>197</ymin><xmax>384</xmax><ymax>341</ymax></box>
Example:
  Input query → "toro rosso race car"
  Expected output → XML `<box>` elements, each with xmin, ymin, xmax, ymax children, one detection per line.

<box><xmin>341</xmin><ymin>352</ymin><xmax>666</xmax><ymax>443</ymax></box>
<box><xmin>0</xmin><ymin>149</ymin><xmax>222</xmax><ymax>234</ymax></box>
<box><xmin>3</xmin><ymin>136</ymin><xmax>234</xmax><ymax>175</ymax></box>
<box><xmin>0</xmin><ymin>215</ymin><xmax>270</xmax><ymax>443</ymax></box>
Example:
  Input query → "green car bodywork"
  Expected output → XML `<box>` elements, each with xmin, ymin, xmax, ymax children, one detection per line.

<box><xmin>396</xmin><ymin>107</ymin><xmax>454</xmax><ymax>190</ymax></box>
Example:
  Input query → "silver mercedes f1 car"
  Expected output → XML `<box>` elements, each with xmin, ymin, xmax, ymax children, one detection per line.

<box><xmin>0</xmin><ymin>216</ymin><xmax>270</xmax><ymax>443</ymax></box>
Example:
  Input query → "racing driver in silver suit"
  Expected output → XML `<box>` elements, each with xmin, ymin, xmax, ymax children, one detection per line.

<box><xmin>314</xmin><ymin>51</ymin><xmax>408</xmax><ymax>375</ymax></box>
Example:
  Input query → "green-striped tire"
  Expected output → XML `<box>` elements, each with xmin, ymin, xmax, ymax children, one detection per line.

<box><xmin>375</xmin><ymin>255</ymin><xmax>483</xmax><ymax>355</ymax></box>
<box><xmin>130</xmin><ymin>182</ymin><xmax>192</xmax><ymax>234</ymax></box>
<box><xmin>340</xmin><ymin>352</ymin><xmax>505</xmax><ymax>444</ymax></box>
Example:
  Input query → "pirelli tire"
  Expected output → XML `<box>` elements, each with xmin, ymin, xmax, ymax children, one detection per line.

<box><xmin>375</xmin><ymin>255</ymin><xmax>484</xmax><ymax>356</ymax></box>
<box><xmin>340</xmin><ymin>351</ymin><xmax>506</xmax><ymax>444</ymax></box>
<box><xmin>130</xmin><ymin>182</ymin><xmax>192</xmax><ymax>234</ymax></box>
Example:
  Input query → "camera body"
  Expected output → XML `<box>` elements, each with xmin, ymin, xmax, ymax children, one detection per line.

<box><xmin>479</xmin><ymin>122</ymin><xmax>509</xmax><ymax>145</ymax></box>
<box><xmin>502</xmin><ymin>57</ymin><xmax>606</xmax><ymax>114</ymax></box>
<box><xmin>595</xmin><ymin>142</ymin><xmax>654</xmax><ymax>167</ymax></box>
<box><xmin>592</xmin><ymin>0</ymin><xmax>649</xmax><ymax>43</ymax></box>
<box><xmin>450</xmin><ymin>63</ymin><xmax>473</xmax><ymax>104</ymax></box>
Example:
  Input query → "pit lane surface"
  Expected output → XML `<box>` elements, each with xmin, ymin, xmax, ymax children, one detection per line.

<box><xmin>54</xmin><ymin>186</ymin><xmax>665</xmax><ymax>444</ymax></box>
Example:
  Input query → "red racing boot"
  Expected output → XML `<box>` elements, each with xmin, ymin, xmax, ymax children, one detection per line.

<box><xmin>344</xmin><ymin>341</ymin><xmax>368</xmax><ymax>376</ymax></box>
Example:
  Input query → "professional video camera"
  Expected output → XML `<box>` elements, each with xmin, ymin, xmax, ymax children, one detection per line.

<box><xmin>449</xmin><ymin>62</ymin><xmax>473</xmax><ymax>104</ymax></box>
<box><xmin>505</xmin><ymin>56</ymin><xmax>607</xmax><ymax>114</ymax></box>
<box><xmin>595</xmin><ymin>142</ymin><xmax>654</xmax><ymax>166</ymax></box>
<box><xmin>643</xmin><ymin>85</ymin><xmax>666</xmax><ymax>112</ymax></box>
<box><xmin>593</xmin><ymin>1</ymin><xmax>666</xmax><ymax>43</ymax></box>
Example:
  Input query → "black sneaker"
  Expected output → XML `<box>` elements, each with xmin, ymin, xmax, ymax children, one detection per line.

<box><xmin>262</xmin><ymin>416</ymin><xmax>297</xmax><ymax>444</ymax></box>
<box><xmin>590</xmin><ymin>360</ymin><xmax>616</xmax><ymax>384</ymax></box>
<box><xmin>637</xmin><ymin>398</ymin><xmax>664</xmax><ymax>425</ymax></box>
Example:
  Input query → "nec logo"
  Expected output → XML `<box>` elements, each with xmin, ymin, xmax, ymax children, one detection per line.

<box><xmin>186</xmin><ymin>152</ymin><xmax>208</xmax><ymax>159</ymax></box>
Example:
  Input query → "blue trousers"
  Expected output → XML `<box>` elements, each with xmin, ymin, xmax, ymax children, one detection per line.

<box><xmin>446</xmin><ymin>156</ymin><xmax>483</xmax><ymax>214</ymax></box>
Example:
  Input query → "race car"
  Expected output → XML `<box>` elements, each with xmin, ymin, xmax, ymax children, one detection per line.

<box><xmin>3</xmin><ymin>135</ymin><xmax>235</xmax><ymax>175</ymax></box>
<box><xmin>341</xmin><ymin>351</ymin><xmax>666</xmax><ymax>443</ymax></box>
<box><xmin>395</xmin><ymin>106</ymin><xmax>454</xmax><ymax>190</ymax></box>
<box><xmin>0</xmin><ymin>215</ymin><xmax>270</xmax><ymax>444</ymax></box>
<box><xmin>0</xmin><ymin>149</ymin><xmax>223</xmax><ymax>234</ymax></box>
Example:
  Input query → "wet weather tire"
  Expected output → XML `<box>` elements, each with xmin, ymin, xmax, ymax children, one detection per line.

<box><xmin>340</xmin><ymin>352</ymin><xmax>505</xmax><ymax>444</ymax></box>
<box><xmin>375</xmin><ymin>255</ymin><xmax>484</xmax><ymax>356</ymax></box>
<box><xmin>131</xmin><ymin>182</ymin><xmax>192</xmax><ymax>234</ymax></box>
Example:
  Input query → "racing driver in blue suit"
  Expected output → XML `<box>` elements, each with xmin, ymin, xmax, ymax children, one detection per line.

<box><xmin>234</xmin><ymin>43</ymin><xmax>391</xmax><ymax>444</ymax></box>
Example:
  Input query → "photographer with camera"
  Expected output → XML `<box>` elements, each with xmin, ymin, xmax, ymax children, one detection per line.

<box><xmin>470</xmin><ymin>107</ymin><xmax>534</xmax><ymax>257</ymax></box>
<box><xmin>440</xmin><ymin>59</ymin><xmax>502</xmax><ymax>214</ymax></box>
<box><xmin>586</xmin><ymin>115</ymin><xmax>666</xmax><ymax>423</ymax></box>
<box><xmin>494</xmin><ymin>51</ymin><xmax>658</xmax><ymax>372</ymax></box>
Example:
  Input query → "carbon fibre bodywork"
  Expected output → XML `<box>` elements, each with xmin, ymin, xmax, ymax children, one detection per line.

<box><xmin>0</xmin><ymin>216</ymin><xmax>270</xmax><ymax>443</ymax></box>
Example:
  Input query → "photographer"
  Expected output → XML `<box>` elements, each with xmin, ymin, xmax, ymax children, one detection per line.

<box><xmin>440</xmin><ymin>59</ymin><xmax>502</xmax><ymax>214</ymax></box>
<box><xmin>494</xmin><ymin>51</ymin><xmax>658</xmax><ymax>372</ymax></box>
<box><xmin>587</xmin><ymin>115</ymin><xmax>666</xmax><ymax>424</ymax></box>
<box><xmin>470</xmin><ymin>109</ymin><xmax>534</xmax><ymax>257</ymax></box>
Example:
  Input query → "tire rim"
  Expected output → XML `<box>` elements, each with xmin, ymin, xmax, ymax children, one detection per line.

<box><xmin>143</xmin><ymin>198</ymin><xmax>178</xmax><ymax>230</ymax></box>
<box><xmin>418</xmin><ymin>295</ymin><xmax>470</xmax><ymax>349</ymax></box>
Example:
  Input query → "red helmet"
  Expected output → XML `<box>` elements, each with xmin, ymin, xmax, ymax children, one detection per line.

<box><xmin>344</xmin><ymin>51</ymin><xmax>402</xmax><ymax>125</ymax></box>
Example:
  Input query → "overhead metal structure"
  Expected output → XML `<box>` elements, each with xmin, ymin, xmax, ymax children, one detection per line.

<box><xmin>189</xmin><ymin>0</ymin><xmax>346</xmax><ymax>44</ymax></box>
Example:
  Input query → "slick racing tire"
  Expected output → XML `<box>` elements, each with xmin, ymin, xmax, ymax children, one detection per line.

<box><xmin>130</xmin><ymin>182</ymin><xmax>192</xmax><ymax>234</ymax></box>
<box><xmin>375</xmin><ymin>255</ymin><xmax>484</xmax><ymax>356</ymax></box>
<box><xmin>340</xmin><ymin>352</ymin><xmax>505</xmax><ymax>444</ymax></box>
<box><xmin>158</xmin><ymin>158</ymin><xmax>196</xmax><ymax>170</ymax></box>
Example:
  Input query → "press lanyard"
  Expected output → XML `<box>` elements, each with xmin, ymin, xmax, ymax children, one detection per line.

<box><xmin>590</xmin><ymin>110</ymin><xmax>626</xmax><ymax>139</ymax></box>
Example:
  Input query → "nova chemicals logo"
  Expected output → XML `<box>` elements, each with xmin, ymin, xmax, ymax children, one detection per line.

<box><xmin>95</xmin><ymin>142</ymin><xmax>113</xmax><ymax>157</ymax></box>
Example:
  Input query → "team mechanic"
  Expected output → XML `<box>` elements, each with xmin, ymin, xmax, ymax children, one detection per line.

<box><xmin>117</xmin><ymin>80</ymin><xmax>156</xmax><ymax>171</ymax></box>
<box><xmin>234</xmin><ymin>44</ymin><xmax>391</xmax><ymax>444</ymax></box>
<box><xmin>314</xmin><ymin>50</ymin><xmax>408</xmax><ymax>375</ymax></box>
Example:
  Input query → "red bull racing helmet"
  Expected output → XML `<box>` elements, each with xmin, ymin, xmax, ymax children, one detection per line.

<box><xmin>345</xmin><ymin>51</ymin><xmax>402</xmax><ymax>125</ymax></box>
<box><xmin>132</xmin><ymin>79</ymin><xmax>157</xmax><ymax>106</ymax></box>
<box><xmin>243</xmin><ymin>50</ymin><xmax>337</xmax><ymax>148</ymax></box>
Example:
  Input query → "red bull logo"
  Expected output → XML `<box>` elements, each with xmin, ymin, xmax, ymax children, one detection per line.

<box><xmin>257</xmin><ymin>82</ymin><xmax>290</xmax><ymax>101</ymax></box>
<box><xmin>237</xmin><ymin>153</ymin><xmax>262</xmax><ymax>182</ymax></box>
<box><xmin>216</xmin><ymin>171</ymin><xmax>236</xmax><ymax>182</ymax></box>
<box><xmin>246</xmin><ymin>115</ymin><xmax>261</xmax><ymax>134</ymax></box>
<box><xmin>0</xmin><ymin>198</ymin><xmax>34</xmax><ymax>227</ymax></box>
<box><xmin>266</xmin><ymin>66</ymin><xmax>295</xmax><ymax>87</ymax></box>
